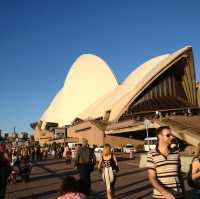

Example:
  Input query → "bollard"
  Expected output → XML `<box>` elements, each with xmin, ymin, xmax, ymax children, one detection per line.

<box><xmin>130</xmin><ymin>151</ymin><xmax>133</xmax><ymax>159</ymax></box>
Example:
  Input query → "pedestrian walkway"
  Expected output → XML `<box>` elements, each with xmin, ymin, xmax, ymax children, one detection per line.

<box><xmin>6</xmin><ymin>154</ymin><xmax>153</xmax><ymax>199</ymax></box>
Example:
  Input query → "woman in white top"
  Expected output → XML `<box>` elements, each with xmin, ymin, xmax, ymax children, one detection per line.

<box><xmin>98</xmin><ymin>144</ymin><xmax>118</xmax><ymax>199</ymax></box>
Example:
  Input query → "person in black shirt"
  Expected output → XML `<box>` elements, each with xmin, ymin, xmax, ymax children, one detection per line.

<box><xmin>74</xmin><ymin>140</ymin><xmax>96</xmax><ymax>195</ymax></box>
<box><xmin>0</xmin><ymin>142</ymin><xmax>11</xmax><ymax>199</ymax></box>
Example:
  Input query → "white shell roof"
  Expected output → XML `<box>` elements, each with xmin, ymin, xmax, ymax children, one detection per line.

<box><xmin>41</xmin><ymin>46</ymin><xmax>193</xmax><ymax>127</ymax></box>
<box><xmin>41</xmin><ymin>54</ymin><xmax>118</xmax><ymax>128</ymax></box>
<box><xmin>79</xmin><ymin>54</ymin><xmax>169</xmax><ymax>120</ymax></box>
<box><xmin>79</xmin><ymin>46</ymin><xmax>193</xmax><ymax>121</ymax></box>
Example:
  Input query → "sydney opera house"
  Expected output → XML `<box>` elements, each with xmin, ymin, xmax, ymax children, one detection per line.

<box><xmin>32</xmin><ymin>46</ymin><xmax>200</xmax><ymax>149</ymax></box>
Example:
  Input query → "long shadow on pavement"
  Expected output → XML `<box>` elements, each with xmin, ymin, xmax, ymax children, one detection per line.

<box><xmin>30</xmin><ymin>167</ymin><xmax>72</xmax><ymax>176</ymax></box>
<box><xmin>135</xmin><ymin>190</ymin><xmax>153</xmax><ymax>199</ymax></box>
<box><xmin>93</xmin><ymin>178</ymin><xmax>150</xmax><ymax>199</ymax></box>
<box><xmin>92</xmin><ymin>168</ymin><xmax>146</xmax><ymax>184</ymax></box>
<box><xmin>33</xmin><ymin>159</ymin><xmax>66</xmax><ymax>166</ymax></box>
<box><xmin>16</xmin><ymin>189</ymin><xmax>59</xmax><ymax>199</ymax></box>
<box><xmin>115</xmin><ymin>184</ymin><xmax>152</xmax><ymax>199</ymax></box>
<box><xmin>30</xmin><ymin>163</ymin><xmax>77</xmax><ymax>181</ymax></box>
<box><xmin>30</xmin><ymin>170</ymin><xmax>77</xmax><ymax>181</ymax></box>
<box><xmin>7</xmin><ymin>181</ymin><xmax>59</xmax><ymax>194</ymax></box>
<box><xmin>116</xmin><ymin>178</ymin><xmax>148</xmax><ymax>191</ymax></box>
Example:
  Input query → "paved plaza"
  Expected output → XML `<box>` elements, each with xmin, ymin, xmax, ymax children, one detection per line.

<box><xmin>6</xmin><ymin>153</ymin><xmax>153</xmax><ymax>199</ymax></box>
<box><xmin>6</xmin><ymin>153</ymin><xmax>192</xmax><ymax>199</ymax></box>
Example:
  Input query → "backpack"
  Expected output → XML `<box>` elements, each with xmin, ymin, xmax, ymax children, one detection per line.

<box><xmin>187</xmin><ymin>158</ymin><xmax>200</xmax><ymax>189</ymax></box>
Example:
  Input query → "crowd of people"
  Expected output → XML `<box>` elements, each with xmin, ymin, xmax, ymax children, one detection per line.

<box><xmin>0</xmin><ymin>142</ymin><xmax>72</xmax><ymax>198</ymax></box>
<box><xmin>1</xmin><ymin>126</ymin><xmax>200</xmax><ymax>199</ymax></box>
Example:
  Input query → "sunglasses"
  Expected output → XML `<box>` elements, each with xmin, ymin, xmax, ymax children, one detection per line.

<box><xmin>164</xmin><ymin>134</ymin><xmax>173</xmax><ymax>138</ymax></box>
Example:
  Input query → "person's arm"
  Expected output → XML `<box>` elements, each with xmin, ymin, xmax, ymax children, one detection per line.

<box><xmin>97</xmin><ymin>157</ymin><xmax>102</xmax><ymax>170</ymax></box>
<box><xmin>177</xmin><ymin>154</ymin><xmax>185</xmax><ymax>194</ymax></box>
<box><xmin>4</xmin><ymin>152</ymin><xmax>10</xmax><ymax>162</ymax></box>
<box><xmin>192</xmin><ymin>159</ymin><xmax>200</xmax><ymax>180</ymax></box>
<box><xmin>92</xmin><ymin>150</ymin><xmax>96</xmax><ymax>165</ymax></box>
<box><xmin>148</xmin><ymin>169</ymin><xmax>175</xmax><ymax>199</ymax></box>
<box><xmin>113</xmin><ymin>154</ymin><xmax>118</xmax><ymax>166</ymax></box>
<box><xmin>74</xmin><ymin>150</ymin><xmax>80</xmax><ymax>167</ymax></box>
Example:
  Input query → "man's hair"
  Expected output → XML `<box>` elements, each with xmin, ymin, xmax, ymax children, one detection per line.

<box><xmin>156</xmin><ymin>126</ymin><xmax>171</xmax><ymax>136</ymax></box>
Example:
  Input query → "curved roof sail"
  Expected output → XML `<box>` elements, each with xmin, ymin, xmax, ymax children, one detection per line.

<box><xmin>80</xmin><ymin>46</ymin><xmax>197</xmax><ymax>122</ymax></box>
<box><xmin>40</xmin><ymin>54</ymin><xmax>118</xmax><ymax>128</ymax></box>
<box><xmin>79</xmin><ymin>54</ymin><xmax>169</xmax><ymax>119</ymax></box>
<box><xmin>109</xmin><ymin>46</ymin><xmax>197</xmax><ymax>121</ymax></box>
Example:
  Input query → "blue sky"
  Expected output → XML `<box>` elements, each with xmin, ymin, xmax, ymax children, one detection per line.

<box><xmin>0</xmin><ymin>0</ymin><xmax>200</xmax><ymax>134</ymax></box>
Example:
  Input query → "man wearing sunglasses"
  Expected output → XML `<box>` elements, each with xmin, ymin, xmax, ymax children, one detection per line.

<box><xmin>147</xmin><ymin>126</ymin><xmax>184</xmax><ymax>199</ymax></box>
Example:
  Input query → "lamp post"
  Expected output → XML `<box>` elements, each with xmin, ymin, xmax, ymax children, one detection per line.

<box><xmin>64</xmin><ymin>127</ymin><xmax>68</xmax><ymax>146</ymax></box>
<box><xmin>144</xmin><ymin>118</ymin><xmax>150</xmax><ymax>151</ymax></box>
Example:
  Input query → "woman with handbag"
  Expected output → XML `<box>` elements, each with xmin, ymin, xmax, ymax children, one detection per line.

<box><xmin>98</xmin><ymin>143</ymin><xmax>118</xmax><ymax>199</ymax></box>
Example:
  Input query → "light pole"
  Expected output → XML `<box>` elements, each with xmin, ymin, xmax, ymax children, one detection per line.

<box><xmin>144</xmin><ymin>118</ymin><xmax>150</xmax><ymax>151</ymax></box>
